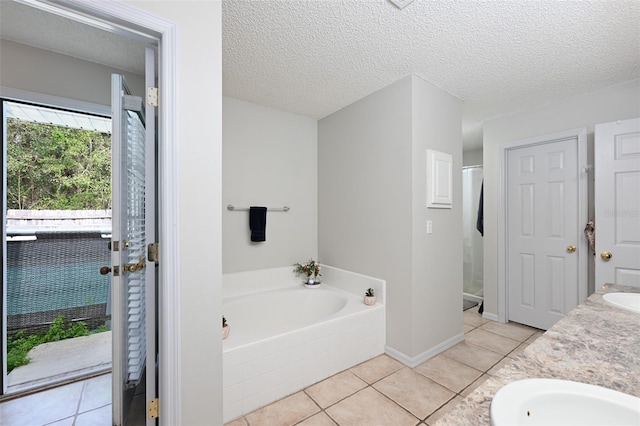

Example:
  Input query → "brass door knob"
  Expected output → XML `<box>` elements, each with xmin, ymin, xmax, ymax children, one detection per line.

<box><xmin>567</xmin><ymin>245</ymin><xmax>576</xmax><ymax>253</ymax></box>
<box><xmin>600</xmin><ymin>251</ymin><xmax>612</xmax><ymax>260</ymax></box>
<box><xmin>100</xmin><ymin>266</ymin><xmax>111</xmax><ymax>275</ymax></box>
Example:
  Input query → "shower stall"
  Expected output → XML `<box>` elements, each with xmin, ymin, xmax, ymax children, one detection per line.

<box><xmin>462</xmin><ymin>166</ymin><xmax>484</xmax><ymax>300</ymax></box>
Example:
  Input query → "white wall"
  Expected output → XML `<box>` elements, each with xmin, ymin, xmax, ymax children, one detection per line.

<box><xmin>482</xmin><ymin>79</ymin><xmax>640</xmax><ymax>318</ymax></box>
<box><xmin>0</xmin><ymin>39</ymin><xmax>144</xmax><ymax>103</ymax></box>
<box><xmin>222</xmin><ymin>97</ymin><xmax>318</xmax><ymax>273</ymax></box>
<box><xmin>411</xmin><ymin>75</ymin><xmax>463</xmax><ymax>356</ymax></box>
<box><xmin>122</xmin><ymin>2</ymin><xmax>223</xmax><ymax>424</ymax></box>
<box><xmin>463</xmin><ymin>148</ymin><xmax>483</xmax><ymax>166</ymax></box>
<box><xmin>319</xmin><ymin>75</ymin><xmax>462</xmax><ymax>361</ymax></box>
<box><xmin>319</xmin><ymin>75</ymin><xmax>414</xmax><ymax>355</ymax></box>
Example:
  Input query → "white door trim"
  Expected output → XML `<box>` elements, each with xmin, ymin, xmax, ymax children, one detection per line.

<box><xmin>27</xmin><ymin>1</ymin><xmax>182</xmax><ymax>423</ymax></box>
<box><xmin>497</xmin><ymin>127</ymin><xmax>588</xmax><ymax>324</ymax></box>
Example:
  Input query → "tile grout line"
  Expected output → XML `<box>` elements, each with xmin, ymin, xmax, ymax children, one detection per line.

<box><xmin>422</xmin><ymin>392</ymin><xmax>459</xmax><ymax>425</ymax></box>
<box><xmin>293</xmin><ymin>367</ymin><xmax>424</xmax><ymax>426</ymax></box>
<box><xmin>71</xmin><ymin>380</ymin><xmax>88</xmax><ymax>426</ymax></box>
<box><xmin>474</xmin><ymin>324</ymin><xmax>539</xmax><ymax>344</ymax></box>
<box><xmin>368</xmin><ymin>385</ymin><xmax>423</xmax><ymax>425</ymax></box>
<box><xmin>296</xmin><ymin>369</ymin><xmax>411</xmax><ymax>426</ymax></box>
<box><xmin>300</xmin><ymin>364</ymin><xmax>471</xmax><ymax>426</ymax></box>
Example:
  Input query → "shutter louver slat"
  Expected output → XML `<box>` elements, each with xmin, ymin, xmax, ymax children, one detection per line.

<box><xmin>123</xmin><ymin>110</ymin><xmax>146</xmax><ymax>385</ymax></box>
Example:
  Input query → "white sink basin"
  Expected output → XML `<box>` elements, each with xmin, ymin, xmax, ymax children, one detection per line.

<box><xmin>491</xmin><ymin>379</ymin><xmax>640</xmax><ymax>425</ymax></box>
<box><xmin>603</xmin><ymin>292</ymin><xmax>640</xmax><ymax>314</ymax></box>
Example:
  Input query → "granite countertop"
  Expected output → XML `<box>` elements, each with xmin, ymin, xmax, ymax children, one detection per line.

<box><xmin>435</xmin><ymin>284</ymin><xmax>640</xmax><ymax>425</ymax></box>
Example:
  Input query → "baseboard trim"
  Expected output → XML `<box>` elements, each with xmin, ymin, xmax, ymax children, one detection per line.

<box><xmin>384</xmin><ymin>332</ymin><xmax>465</xmax><ymax>368</ymax></box>
<box><xmin>463</xmin><ymin>293</ymin><xmax>484</xmax><ymax>304</ymax></box>
<box><xmin>482</xmin><ymin>311</ymin><xmax>500</xmax><ymax>322</ymax></box>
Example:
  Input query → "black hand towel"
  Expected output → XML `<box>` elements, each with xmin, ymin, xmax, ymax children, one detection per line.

<box><xmin>249</xmin><ymin>206</ymin><xmax>267</xmax><ymax>242</ymax></box>
<box><xmin>476</xmin><ymin>180</ymin><xmax>484</xmax><ymax>237</ymax></box>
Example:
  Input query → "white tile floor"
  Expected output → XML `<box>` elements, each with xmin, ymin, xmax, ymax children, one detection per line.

<box><xmin>0</xmin><ymin>308</ymin><xmax>543</xmax><ymax>426</ymax></box>
<box><xmin>0</xmin><ymin>374</ymin><xmax>111</xmax><ymax>426</ymax></box>
<box><xmin>0</xmin><ymin>373</ymin><xmax>146</xmax><ymax>426</ymax></box>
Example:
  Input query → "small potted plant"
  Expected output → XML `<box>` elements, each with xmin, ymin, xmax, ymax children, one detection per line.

<box><xmin>222</xmin><ymin>315</ymin><xmax>230</xmax><ymax>340</ymax></box>
<box><xmin>293</xmin><ymin>258</ymin><xmax>322</xmax><ymax>287</ymax></box>
<box><xmin>364</xmin><ymin>288</ymin><xmax>376</xmax><ymax>306</ymax></box>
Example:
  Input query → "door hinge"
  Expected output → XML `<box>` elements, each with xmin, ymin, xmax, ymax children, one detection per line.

<box><xmin>147</xmin><ymin>87</ymin><xmax>159</xmax><ymax>107</ymax></box>
<box><xmin>148</xmin><ymin>243</ymin><xmax>160</xmax><ymax>264</ymax></box>
<box><xmin>148</xmin><ymin>398</ymin><xmax>159</xmax><ymax>419</ymax></box>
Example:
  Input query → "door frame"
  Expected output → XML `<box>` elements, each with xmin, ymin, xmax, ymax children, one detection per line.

<box><xmin>11</xmin><ymin>0</ymin><xmax>182</xmax><ymax>422</ymax></box>
<box><xmin>497</xmin><ymin>127</ymin><xmax>588</xmax><ymax>324</ymax></box>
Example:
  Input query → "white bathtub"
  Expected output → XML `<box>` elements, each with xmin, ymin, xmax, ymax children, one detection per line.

<box><xmin>224</xmin><ymin>286</ymin><xmax>352</xmax><ymax>349</ymax></box>
<box><xmin>222</xmin><ymin>266</ymin><xmax>386</xmax><ymax>423</ymax></box>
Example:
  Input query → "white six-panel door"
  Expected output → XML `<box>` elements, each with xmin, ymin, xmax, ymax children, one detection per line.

<box><xmin>506</xmin><ymin>133</ymin><xmax>585</xmax><ymax>330</ymax></box>
<box><xmin>595</xmin><ymin>118</ymin><xmax>640</xmax><ymax>288</ymax></box>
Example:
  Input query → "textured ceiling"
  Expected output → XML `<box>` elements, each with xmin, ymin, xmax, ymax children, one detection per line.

<box><xmin>1</xmin><ymin>1</ymin><xmax>638</xmax><ymax>150</ymax></box>
<box><xmin>223</xmin><ymin>0</ymin><xmax>640</xmax><ymax>149</ymax></box>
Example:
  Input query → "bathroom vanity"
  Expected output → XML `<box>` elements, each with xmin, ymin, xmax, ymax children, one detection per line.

<box><xmin>435</xmin><ymin>283</ymin><xmax>640</xmax><ymax>425</ymax></box>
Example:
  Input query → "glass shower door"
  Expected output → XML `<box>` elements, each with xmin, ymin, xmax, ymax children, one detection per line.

<box><xmin>462</xmin><ymin>166</ymin><xmax>484</xmax><ymax>298</ymax></box>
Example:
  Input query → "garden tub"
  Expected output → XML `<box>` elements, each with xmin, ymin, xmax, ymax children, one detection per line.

<box><xmin>222</xmin><ymin>265</ymin><xmax>385</xmax><ymax>423</ymax></box>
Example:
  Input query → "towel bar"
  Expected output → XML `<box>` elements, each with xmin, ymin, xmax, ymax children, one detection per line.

<box><xmin>227</xmin><ymin>204</ymin><xmax>290</xmax><ymax>212</ymax></box>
